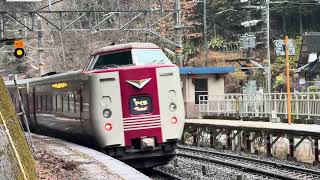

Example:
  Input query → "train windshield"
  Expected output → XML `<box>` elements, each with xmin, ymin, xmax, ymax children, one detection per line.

<box><xmin>132</xmin><ymin>49</ymin><xmax>172</xmax><ymax>65</ymax></box>
<box><xmin>92</xmin><ymin>51</ymin><xmax>133</xmax><ymax>69</ymax></box>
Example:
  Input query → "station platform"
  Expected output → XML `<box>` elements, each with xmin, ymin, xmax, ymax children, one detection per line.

<box><xmin>185</xmin><ymin>119</ymin><xmax>320</xmax><ymax>136</ymax></box>
<box><xmin>184</xmin><ymin>119</ymin><xmax>320</xmax><ymax>164</ymax></box>
<box><xmin>31</xmin><ymin>133</ymin><xmax>151</xmax><ymax>180</ymax></box>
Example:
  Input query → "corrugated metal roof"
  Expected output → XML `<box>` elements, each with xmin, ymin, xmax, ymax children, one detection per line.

<box><xmin>299</xmin><ymin>32</ymin><xmax>320</xmax><ymax>67</ymax></box>
<box><xmin>93</xmin><ymin>43</ymin><xmax>159</xmax><ymax>55</ymax></box>
<box><xmin>300</xmin><ymin>59</ymin><xmax>320</xmax><ymax>74</ymax></box>
<box><xmin>179</xmin><ymin>67</ymin><xmax>234</xmax><ymax>75</ymax></box>
<box><xmin>301</xmin><ymin>32</ymin><xmax>320</xmax><ymax>53</ymax></box>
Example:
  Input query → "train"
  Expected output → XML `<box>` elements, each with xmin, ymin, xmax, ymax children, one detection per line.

<box><xmin>5</xmin><ymin>43</ymin><xmax>185</xmax><ymax>168</ymax></box>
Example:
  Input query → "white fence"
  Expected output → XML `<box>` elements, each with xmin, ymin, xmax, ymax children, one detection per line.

<box><xmin>199</xmin><ymin>93</ymin><xmax>320</xmax><ymax>119</ymax></box>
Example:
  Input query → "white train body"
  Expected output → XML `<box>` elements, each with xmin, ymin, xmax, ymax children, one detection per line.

<box><xmin>6</xmin><ymin>43</ymin><xmax>185</xmax><ymax>168</ymax></box>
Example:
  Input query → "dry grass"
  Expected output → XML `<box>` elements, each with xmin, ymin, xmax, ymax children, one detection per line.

<box><xmin>35</xmin><ymin>150</ymin><xmax>83</xmax><ymax>180</ymax></box>
<box><xmin>186</xmin><ymin>51</ymin><xmax>244</xmax><ymax>67</ymax></box>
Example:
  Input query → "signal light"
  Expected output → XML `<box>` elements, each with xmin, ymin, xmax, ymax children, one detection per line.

<box><xmin>13</xmin><ymin>40</ymin><xmax>25</xmax><ymax>59</ymax></box>
<box><xmin>170</xmin><ymin>117</ymin><xmax>178</xmax><ymax>124</ymax></box>
<box><xmin>13</xmin><ymin>48</ymin><xmax>25</xmax><ymax>59</ymax></box>
<box><xmin>104</xmin><ymin>122</ymin><xmax>112</xmax><ymax>131</ymax></box>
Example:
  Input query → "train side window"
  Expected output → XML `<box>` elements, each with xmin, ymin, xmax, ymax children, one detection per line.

<box><xmin>67</xmin><ymin>94</ymin><xmax>70</xmax><ymax>112</ymax></box>
<box><xmin>69</xmin><ymin>94</ymin><xmax>74</xmax><ymax>113</ymax></box>
<box><xmin>52</xmin><ymin>95</ymin><xmax>56</xmax><ymax>112</ymax></box>
<box><xmin>44</xmin><ymin>95</ymin><xmax>47</xmax><ymax>111</ymax></box>
<box><xmin>74</xmin><ymin>92</ymin><xmax>77</xmax><ymax>113</ymax></box>
<box><xmin>63</xmin><ymin>94</ymin><xmax>68</xmax><ymax>113</ymax></box>
<box><xmin>38</xmin><ymin>96</ymin><xmax>42</xmax><ymax>111</ymax></box>
<box><xmin>61</xmin><ymin>94</ymin><xmax>64</xmax><ymax>112</ymax></box>
<box><xmin>34</xmin><ymin>96</ymin><xmax>37</xmax><ymax>111</ymax></box>
<box><xmin>47</xmin><ymin>95</ymin><xmax>52</xmax><ymax>112</ymax></box>
<box><xmin>40</xmin><ymin>96</ymin><xmax>42</xmax><ymax>111</ymax></box>
<box><xmin>56</xmin><ymin>95</ymin><xmax>61</xmax><ymax>112</ymax></box>
<box><xmin>75</xmin><ymin>93</ymin><xmax>80</xmax><ymax>113</ymax></box>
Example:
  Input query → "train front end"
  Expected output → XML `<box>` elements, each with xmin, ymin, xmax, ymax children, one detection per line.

<box><xmin>84</xmin><ymin>43</ymin><xmax>185</xmax><ymax>168</ymax></box>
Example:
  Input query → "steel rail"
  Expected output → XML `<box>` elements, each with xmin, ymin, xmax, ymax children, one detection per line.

<box><xmin>177</xmin><ymin>153</ymin><xmax>296</xmax><ymax>180</ymax></box>
<box><xmin>178</xmin><ymin>145</ymin><xmax>320</xmax><ymax>176</ymax></box>
<box><xmin>178</xmin><ymin>146</ymin><xmax>320</xmax><ymax>179</ymax></box>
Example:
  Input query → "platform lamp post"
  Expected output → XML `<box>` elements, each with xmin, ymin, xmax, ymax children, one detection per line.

<box><xmin>261</xmin><ymin>0</ymin><xmax>272</xmax><ymax>121</ymax></box>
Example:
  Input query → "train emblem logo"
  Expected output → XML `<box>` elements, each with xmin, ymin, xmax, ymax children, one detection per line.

<box><xmin>126</xmin><ymin>78</ymin><xmax>151</xmax><ymax>89</ymax></box>
<box><xmin>132</xmin><ymin>98</ymin><xmax>149</xmax><ymax>112</ymax></box>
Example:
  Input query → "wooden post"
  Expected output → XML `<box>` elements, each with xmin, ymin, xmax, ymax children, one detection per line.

<box><xmin>227</xmin><ymin>130</ymin><xmax>232</xmax><ymax>150</ymax></box>
<box><xmin>210</xmin><ymin>129</ymin><xmax>214</xmax><ymax>148</ymax></box>
<box><xmin>192</xmin><ymin>128</ymin><xmax>197</xmax><ymax>146</ymax></box>
<box><xmin>266</xmin><ymin>133</ymin><xmax>272</xmax><ymax>157</ymax></box>
<box><xmin>314</xmin><ymin>138</ymin><xmax>319</xmax><ymax>165</ymax></box>
<box><xmin>245</xmin><ymin>132</ymin><xmax>251</xmax><ymax>151</ymax></box>
<box><xmin>288</xmin><ymin>136</ymin><xmax>295</xmax><ymax>160</ymax></box>
<box><xmin>285</xmin><ymin>36</ymin><xmax>292</xmax><ymax>124</ymax></box>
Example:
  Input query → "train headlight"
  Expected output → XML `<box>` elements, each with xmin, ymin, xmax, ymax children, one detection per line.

<box><xmin>104</xmin><ymin>122</ymin><xmax>112</xmax><ymax>131</ymax></box>
<box><xmin>170</xmin><ymin>116</ymin><xmax>178</xmax><ymax>124</ymax></box>
<box><xmin>169</xmin><ymin>102</ymin><xmax>177</xmax><ymax>112</ymax></box>
<box><xmin>101</xmin><ymin>96</ymin><xmax>112</xmax><ymax>106</ymax></box>
<box><xmin>103</xmin><ymin>109</ymin><xmax>112</xmax><ymax>118</ymax></box>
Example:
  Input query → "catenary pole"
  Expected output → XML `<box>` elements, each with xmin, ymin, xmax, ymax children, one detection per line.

<box><xmin>204</xmin><ymin>0</ymin><xmax>208</xmax><ymax>66</ymax></box>
<box><xmin>174</xmin><ymin>0</ymin><xmax>183</xmax><ymax>67</ymax></box>
<box><xmin>266</xmin><ymin>0</ymin><xmax>272</xmax><ymax>121</ymax></box>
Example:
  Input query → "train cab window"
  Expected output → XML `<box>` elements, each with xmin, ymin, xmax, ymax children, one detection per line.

<box><xmin>131</xmin><ymin>49</ymin><xmax>172</xmax><ymax>65</ymax></box>
<box><xmin>92</xmin><ymin>51</ymin><xmax>133</xmax><ymax>69</ymax></box>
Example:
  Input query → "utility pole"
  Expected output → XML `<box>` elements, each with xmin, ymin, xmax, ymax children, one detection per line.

<box><xmin>266</xmin><ymin>0</ymin><xmax>271</xmax><ymax>95</ymax></box>
<box><xmin>37</xmin><ymin>17</ymin><xmax>43</xmax><ymax>76</ymax></box>
<box><xmin>203</xmin><ymin>0</ymin><xmax>208</xmax><ymax>66</ymax></box>
<box><xmin>0</xmin><ymin>14</ymin><xmax>4</xmax><ymax>39</ymax></box>
<box><xmin>174</xmin><ymin>0</ymin><xmax>183</xmax><ymax>67</ymax></box>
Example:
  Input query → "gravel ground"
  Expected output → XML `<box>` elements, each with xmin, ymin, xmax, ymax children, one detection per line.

<box><xmin>151</xmin><ymin>144</ymin><xmax>320</xmax><ymax>180</ymax></box>
<box><xmin>155</xmin><ymin>157</ymin><xmax>276</xmax><ymax>180</ymax></box>
<box><xmin>179</xmin><ymin>145</ymin><xmax>320</xmax><ymax>172</ymax></box>
<box><xmin>35</xmin><ymin>150</ymin><xmax>83</xmax><ymax>180</ymax></box>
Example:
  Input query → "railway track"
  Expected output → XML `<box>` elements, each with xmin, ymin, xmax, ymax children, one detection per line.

<box><xmin>178</xmin><ymin>145</ymin><xmax>320</xmax><ymax>180</ymax></box>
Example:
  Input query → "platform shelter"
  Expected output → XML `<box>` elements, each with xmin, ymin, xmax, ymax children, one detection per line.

<box><xmin>179</xmin><ymin>67</ymin><xmax>234</xmax><ymax>118</ymax></box>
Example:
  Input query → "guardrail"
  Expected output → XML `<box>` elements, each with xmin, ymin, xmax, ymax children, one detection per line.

<box><xmin>199</xmin><ymin>93</ymin><xmax>320</xmax><ymax>119</ymax></box>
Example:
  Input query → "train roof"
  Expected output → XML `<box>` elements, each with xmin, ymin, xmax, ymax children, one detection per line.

<box><xmin>5</xmin><ymin>78</ymin><xmax>33</xmax><ymax>86</ymax></box>
<box><xmin>93</xmin><ymin>43</ymin><xmax>160</xmax><ymax>55</ymax></box>
<box><xmin>5</xmin><ymin>70</ymin><xmax>82</xmax><ymax>86</ymax></box>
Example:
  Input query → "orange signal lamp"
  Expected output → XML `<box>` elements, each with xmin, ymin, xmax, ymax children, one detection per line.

<box><xmin>13</xmin><ymin>40</ymin><xmax>25</xmax><ymax>49</ymax></box>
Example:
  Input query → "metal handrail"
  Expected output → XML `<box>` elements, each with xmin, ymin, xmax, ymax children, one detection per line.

<box><xmin>199</xmin><ymin>92</ymin><xmax>320</xmax><ymax>119</ymax></box>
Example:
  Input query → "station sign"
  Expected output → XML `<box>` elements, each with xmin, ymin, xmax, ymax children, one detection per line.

<box><xmin>274</xmin><ymin>39</ymin><xmax>295</xmax><ymax>56</ymax></box>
